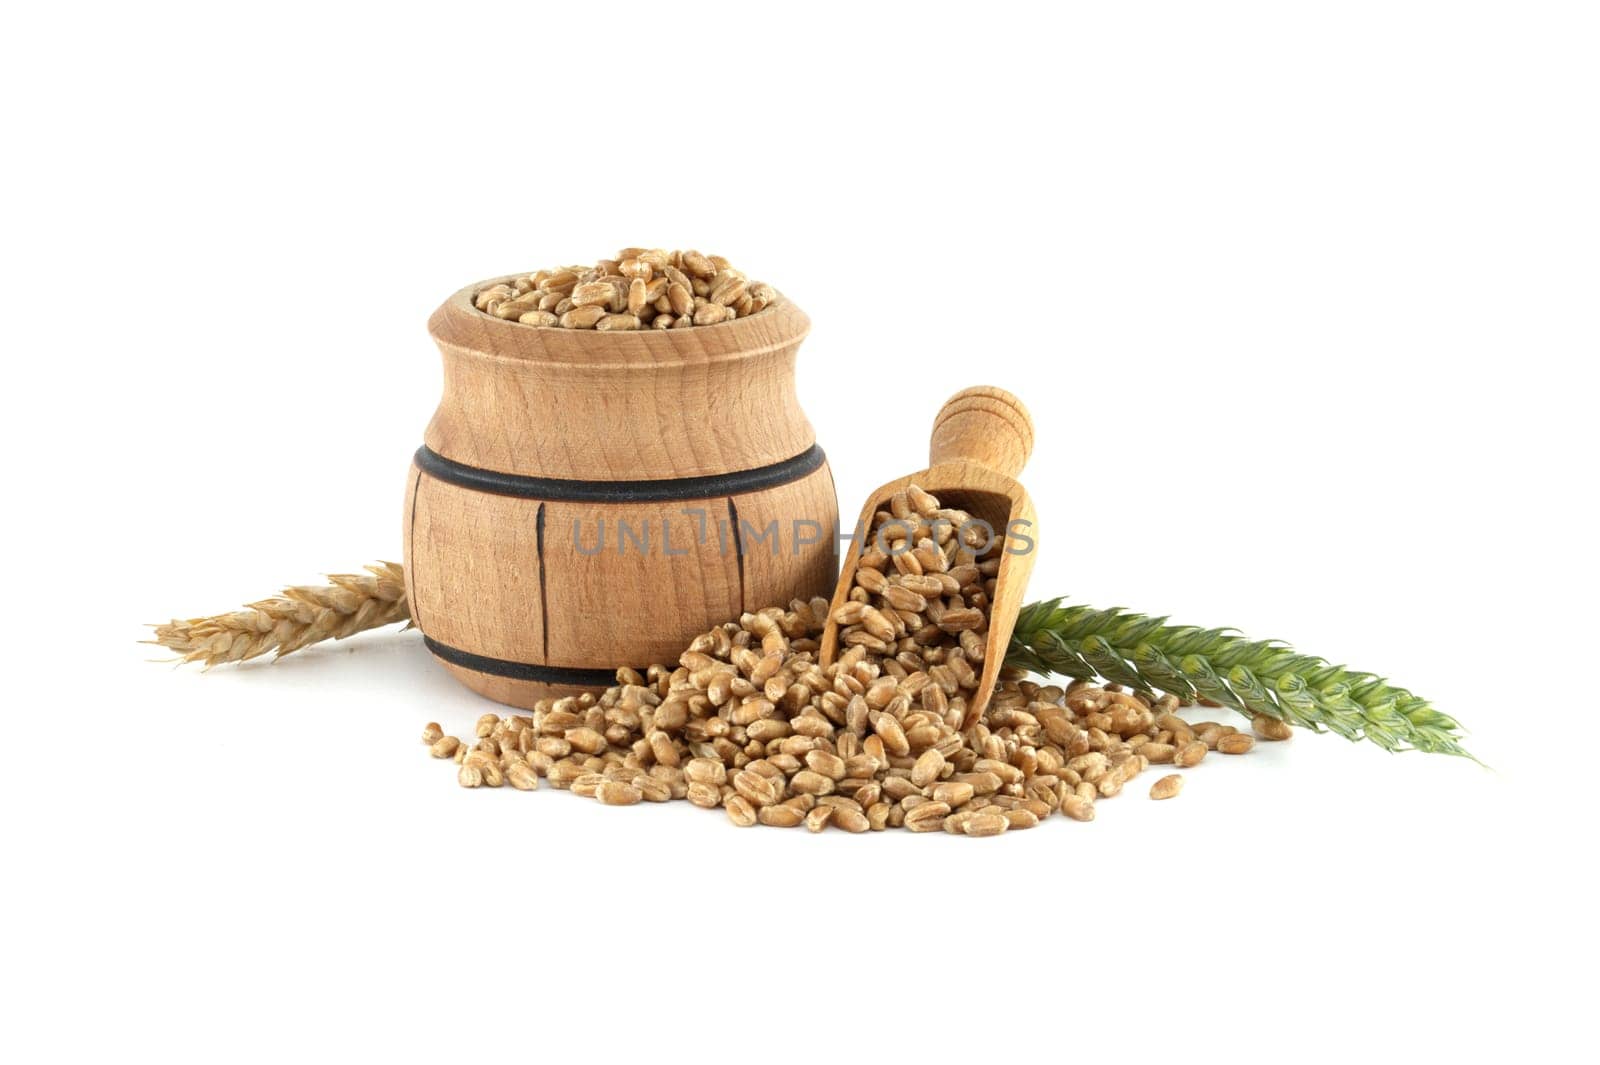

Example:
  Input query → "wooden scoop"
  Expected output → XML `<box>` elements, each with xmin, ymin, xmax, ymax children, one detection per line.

<box><xmin>819</xmin><ymin>386</ymin><xmax>1037</xmax><ymax>727</ymax></box>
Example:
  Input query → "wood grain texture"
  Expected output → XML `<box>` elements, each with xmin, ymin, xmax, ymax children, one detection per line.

<box><xmin>732</xmin><ymin>465</ymin><xmax>841</xmax><ymax>617</ymax></box>
<box><xmin>424</xmin><ymin>279</ymin><xmax>815</xmax><ymax>480</ymax></box>
<box><xmin>407</xmin><ymin>472</ymin><xmax>545</xmax><ymax>664</ymax></box>
<box><xmin>404</xmin><ymin>281</ymin><xmax>838</xmax><ymax>710</ymax></box>
<box><xmin>539</xmin><ymin>496</ymin><xmax>744</xmax><ymax>668</ymax></box>
<box><xmin>820</xmin><ymin>386</ymin><xmax>1039</xmax><ymax>727</ymax></box>
<box><xmin>433</xmin><ymin>663</ymin><xmax>599</xmax><ymax>712</ymax></box>
<box><xmin>928</xmin><ymin>384</ymin><xmax>1035</xmax><ymax>478</ymax></box>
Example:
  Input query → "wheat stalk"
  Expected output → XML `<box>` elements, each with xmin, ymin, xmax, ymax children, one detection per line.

<box><xmin>1004</xmin><ymin>598</ymin><xmax>1473</xmax><ymax>759</ymax></box>
<box><xmin>148</xmin><ymin>562</ymin><xmax>410</xmax><ymax>667</ymax></box>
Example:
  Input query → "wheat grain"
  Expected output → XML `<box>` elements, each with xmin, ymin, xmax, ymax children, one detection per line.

<box><xmin>724</xmin><ymin>795</ymin><xmax>758</xmax><ymax>827</ymax></box>
<box><xmin>1061</xmin><ymin>794</ymin><xmax>1096</xmax><ymax>821</ymax></box>
<box><xmin>1253</xmin><ymin>715</ymin><xmax>1293</xmax><ymax>741</ymax></box>
<box><xmin>1150</xmin><ymin>774</ymin><xmax>1184</xmax><ymax>800</ymax></box>
<box><xmin>429</xmin><ymin>485</ymin><xmax>1269</xmax><ymax>835</ymax></box>
<box><xmin>474</xmin><ymin>249</ymin><xmax>774</xmax><ymax>331</ymax></box>
<box><xmin>595</xmin><ymin>781</ymin><xmax>642</xmax><ymax>806</ymax></box>
<box><xmin>963</xmin><ymin>812</ymin><xmax>1009</xmax><ymax>837</ymax></box>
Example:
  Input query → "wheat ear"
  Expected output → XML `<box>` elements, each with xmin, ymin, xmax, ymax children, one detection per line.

<box><xmin>148</xmin><ymin>562</ymin><xmax>410</xmax><ymax>667</ymax></box>
<box><xmin>1005</xmin><ymin>599</ymin><xmax>1472</xmax><ymax>759</ymax></box>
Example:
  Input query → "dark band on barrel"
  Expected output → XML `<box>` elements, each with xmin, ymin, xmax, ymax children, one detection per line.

<box><xmin>413</xmin><ymin>443</ymin><xmax>826</xmax><ymax>503</ymax></box>
<box><xmin>422</xmin><ymin>636</ymin><xmax>624</xmax><ymax>687</ymax></box>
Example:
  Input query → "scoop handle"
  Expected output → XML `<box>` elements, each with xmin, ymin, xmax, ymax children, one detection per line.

<box><xmin>927</xmin><ymin>386</ymin><xmax>1035</xmax><ymax>478</ymax></box>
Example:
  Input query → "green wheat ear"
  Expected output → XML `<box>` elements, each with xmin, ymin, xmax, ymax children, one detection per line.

<box><xmin>1004</xmin><ymin>598</ymin><xmax>1476</xmax><ymax>761</ymax></box>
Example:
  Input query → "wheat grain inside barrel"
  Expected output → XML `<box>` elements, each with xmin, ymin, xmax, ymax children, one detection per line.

<box><xmin>403</xmin><ymin>280</ymin><xmax>839</xmax><ymax>709</ymax></box>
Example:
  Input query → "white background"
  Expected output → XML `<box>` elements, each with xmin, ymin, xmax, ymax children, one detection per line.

<box><xmin>3</xmin><ymin>2</ymin><xmax>1594</xmax><ymax>1060</ymax></box>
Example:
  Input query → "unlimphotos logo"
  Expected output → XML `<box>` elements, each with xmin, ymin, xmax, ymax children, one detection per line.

<box><xmin>569</xmin><ymin>507</ymin><xmax>1034</xmax><ymax>558</ymax></box>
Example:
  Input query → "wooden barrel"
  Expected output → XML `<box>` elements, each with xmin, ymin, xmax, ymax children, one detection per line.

<box><xmin>403</xmin><ymin>279</ymin><xmax>839</xmax><ymax>709</ymax></box>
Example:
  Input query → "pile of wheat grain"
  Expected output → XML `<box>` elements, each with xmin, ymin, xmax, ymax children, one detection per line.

<box><xmin>474</xmin><ymin>248</ymin><xmax>776</xmax><ymax>331</ymax></box>
<box><xmin>425</xmin><ymin>485</ymin><xmax>1287</xmax><ymax>833</ymax></box>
